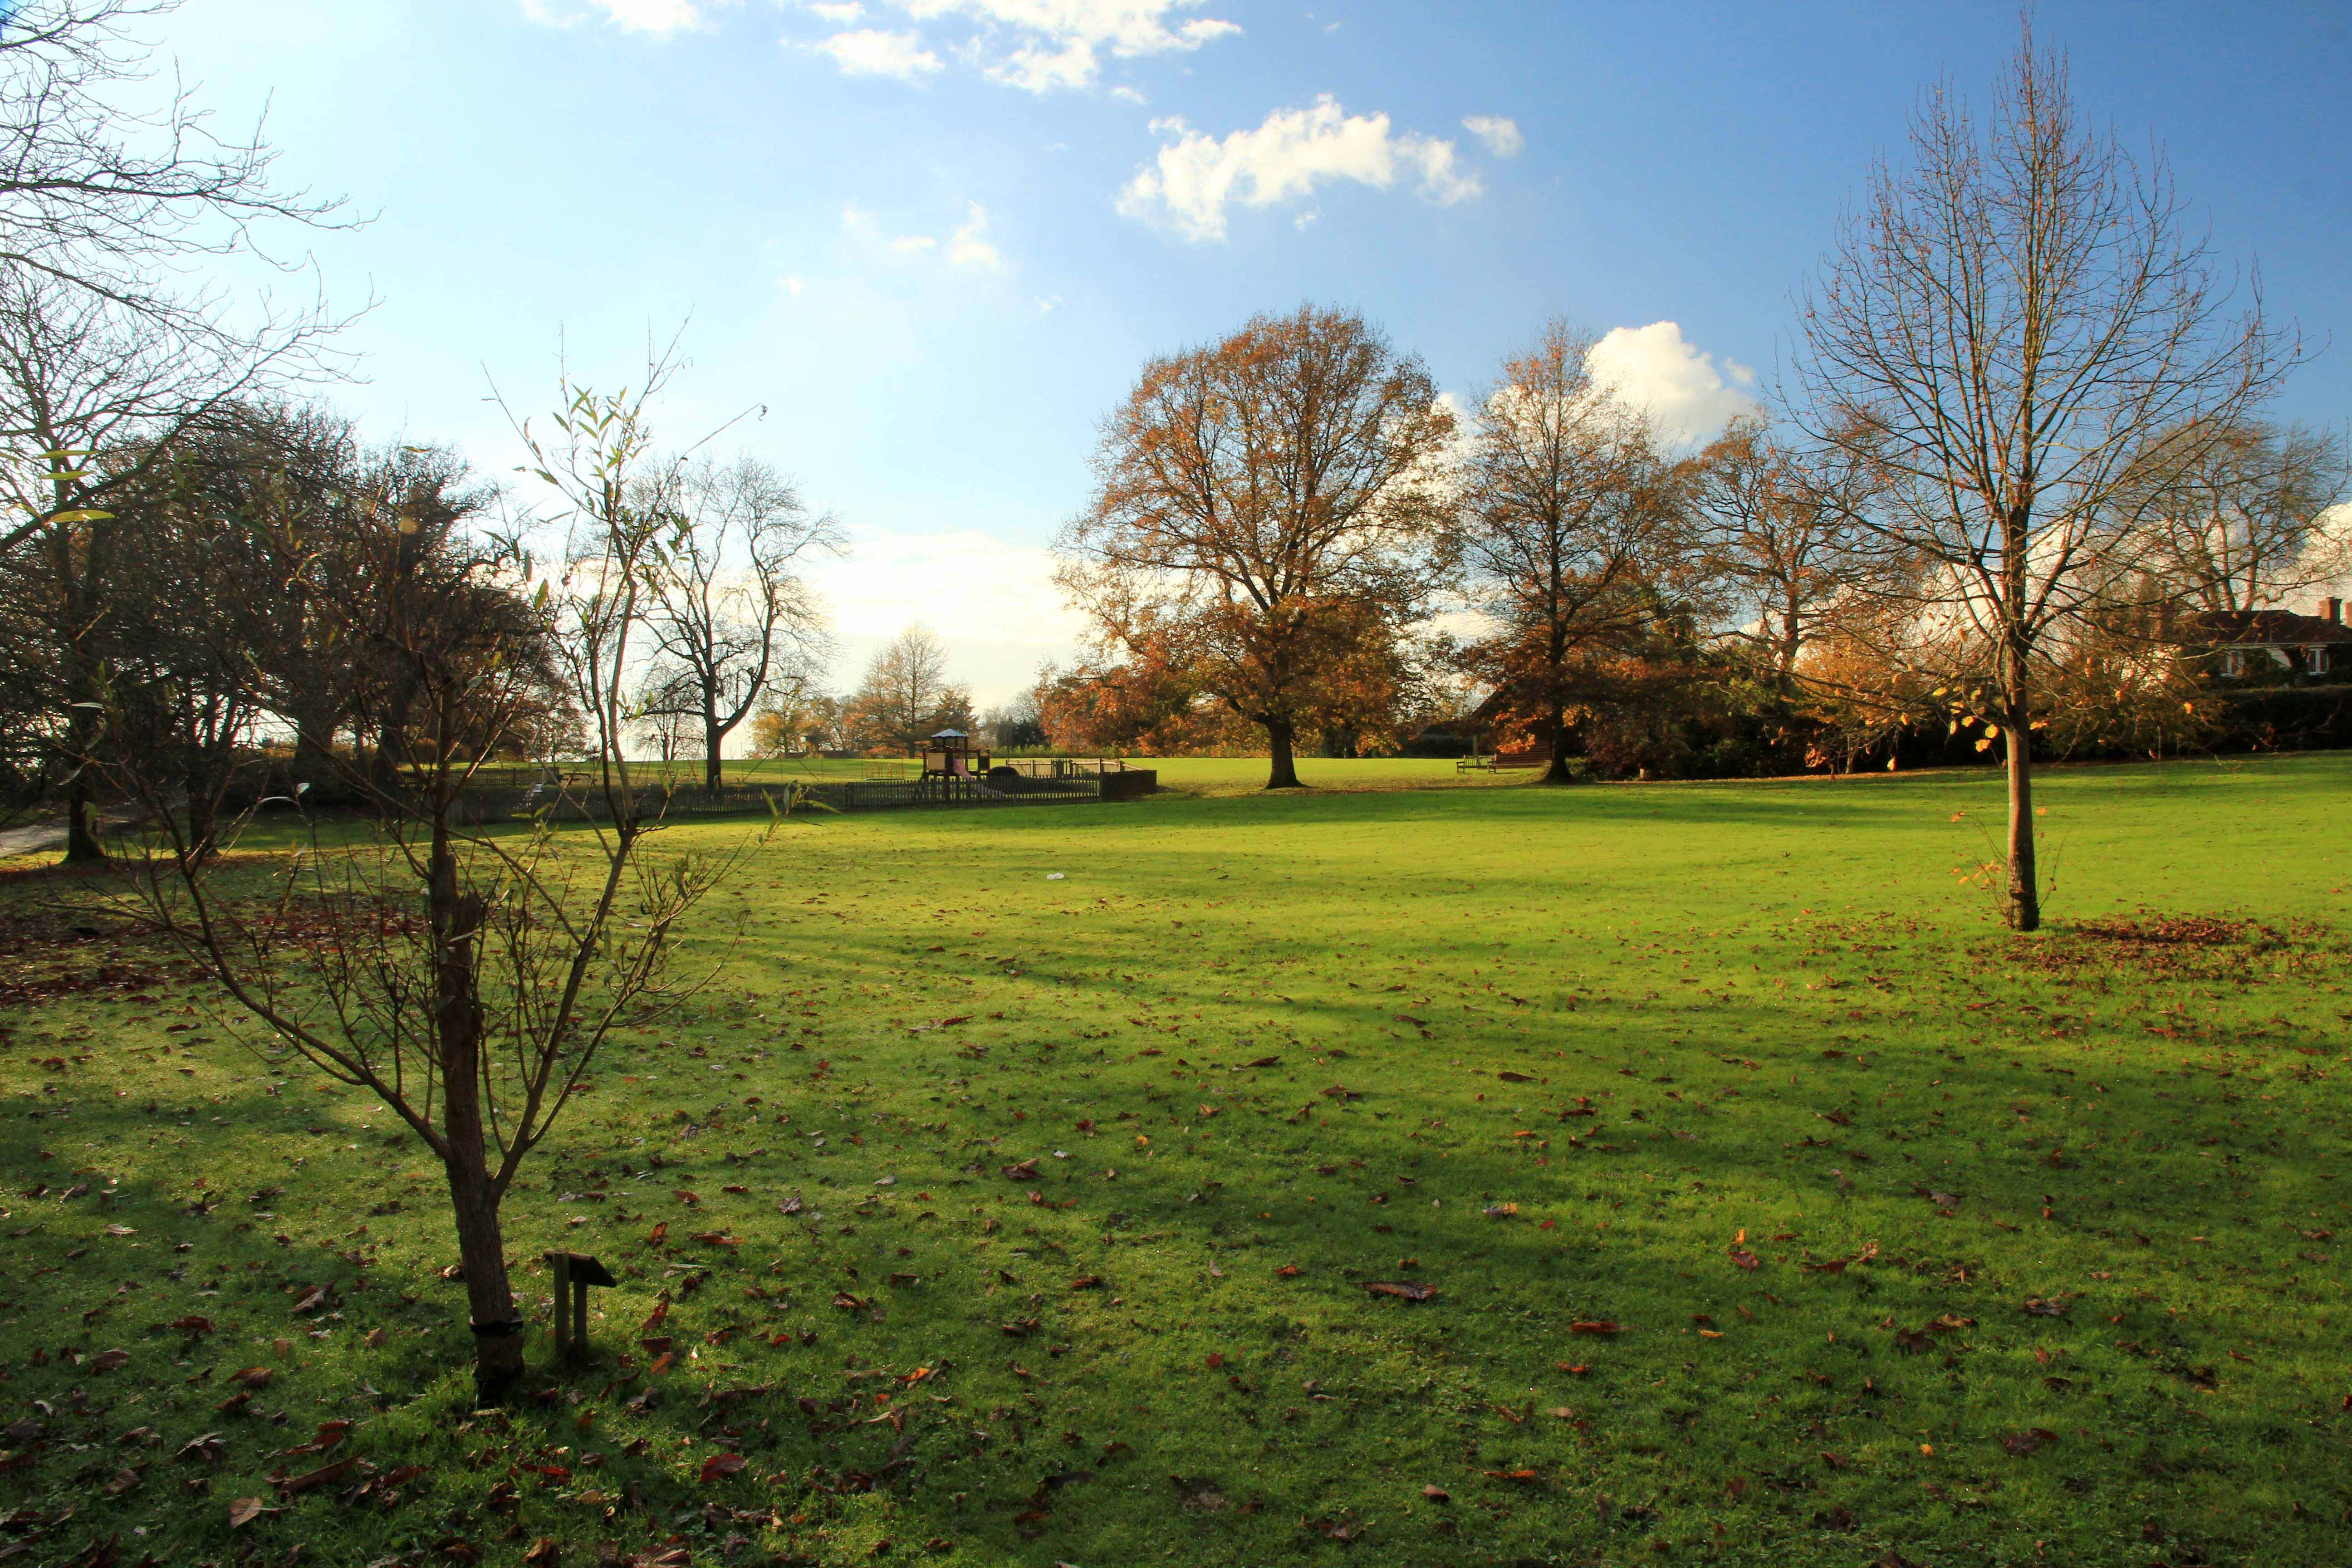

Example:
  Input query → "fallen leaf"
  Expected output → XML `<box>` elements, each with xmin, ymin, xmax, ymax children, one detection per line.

<box><xmin>1421</xmin><ymin>1484</ymin><xmax>1450</xmax><ymax>1502</ymax></box>
<box><xmin>698</xmin><ymin>1453</ymin><xmax>748</xmax><ymax>1484</ymax></box>
<box><xmin>1362</xmin><ymin>1282</ymin><xmax>1436</xmax><ymax>1302</ymax></box>
<box><xmin>1568</xmin><ymin>1321</ymin><xmax>1621</xmax><ymax>1335</ymax></box>
<box><xmin>226</xmin><ymin>1496</ymin><xmax>274</xmax><ymax>1529</ymax></box>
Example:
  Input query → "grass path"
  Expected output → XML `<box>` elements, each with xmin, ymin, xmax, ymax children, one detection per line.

<box><xmin>1</xmin><ymin>754</ymin><xmax>2347</xmax><ymax>1567</ymax></box>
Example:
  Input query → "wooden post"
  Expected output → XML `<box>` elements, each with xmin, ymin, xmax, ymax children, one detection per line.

<box><xmin>549</xmin><ymin>1252</ymin><xmax>572</xmax><ymax>1357</ymax></box>
<box><xmin>542</xmin><ymin>1250</ymin><xmax>616</xmax><ymax>1361</ymax></box>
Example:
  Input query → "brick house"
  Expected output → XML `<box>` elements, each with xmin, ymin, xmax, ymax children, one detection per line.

<box><xmin>2188</xmin><ymin>598</ymin><xmax>2350</xmax><ymax>681</ymax></box>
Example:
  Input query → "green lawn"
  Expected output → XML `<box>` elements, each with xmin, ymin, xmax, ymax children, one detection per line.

<box><xmin>3</xmin><ymin>755</ymin><xmax>2349</xmax><ymax>1567</ymax></box>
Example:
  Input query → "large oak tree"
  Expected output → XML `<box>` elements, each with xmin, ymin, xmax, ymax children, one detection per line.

<box><xmin>1058</xmin><ymin>304</ymin><xmax>1453</xmax><ymax>789</ymax></box>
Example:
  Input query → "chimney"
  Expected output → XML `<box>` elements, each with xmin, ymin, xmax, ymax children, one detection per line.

<box><xmin>2327</xmin><ymin>597</ymin><xmax>2345</xmax><ymax>626</ymax></box>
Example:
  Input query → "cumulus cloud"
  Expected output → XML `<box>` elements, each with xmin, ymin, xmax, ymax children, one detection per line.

<box><xmin>1461</xmin><ymin>115</ymin><xmax>1524</xmax><ymax>158</ymax></box>
<box><xmin>887</xmin><ymin>233</ymin><xmax>938</xmax><ymax>253</ymax></box>
<box><xmin>807</xmin><ymin>0</ymin><xmax>1236</xmax><ymax>92</ymax></box>
<box><xmin>1117</xmin><ymin>95</ymin><xmax>1481</xmax><ymax>242</ymax></box>
<box><xmin>522</xmin><ymin>0</ymin><xmax>724</xmax><ymax>31</ymax></box>
<box><xmin>813</xmin><ymin>26</ymin><xmax>943</xmax><ymax>78</ymax></box>
<box><xmin>948</xmin><ymin>203</ymin><xmax>1003</xmax><ymax>269</ymax></box>
<box><xmin>807</xmin><ymin>0</ymin><xmax>864</xmax><ymax>18</ymax></box>
<box><xmin>1584</xmin><ymin>321</ymin><xmax>1758</xmax><ymax>446</ymax></box>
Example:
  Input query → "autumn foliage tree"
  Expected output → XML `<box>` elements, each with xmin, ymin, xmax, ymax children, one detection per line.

<box><xmin>1453</xmin><ymin>321</ymin><xmax>1686</xmax><ymax>783</ymax></box>
<box><xmin>1057</xmin><ymin>304</ymin><xmax>1455</xmax><ymax>789</ymax></box>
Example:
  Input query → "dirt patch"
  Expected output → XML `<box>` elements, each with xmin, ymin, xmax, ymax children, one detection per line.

<box><xmin>2074</xmin><ymin>916</ymin><xmax>2245</xmax><ymax>947</ymax></box>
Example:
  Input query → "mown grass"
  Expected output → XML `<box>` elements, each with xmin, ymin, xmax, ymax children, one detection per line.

<box><xmin>2</xmin><ymin>754</ymin><xmax>2349</xmax><ymax>1568</ymax></box>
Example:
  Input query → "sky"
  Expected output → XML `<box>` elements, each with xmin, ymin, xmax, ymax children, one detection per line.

<box><xmin>136</xmin><ymin>0</ymin><xmax>2352</xmax><ymax>712</ymax></box>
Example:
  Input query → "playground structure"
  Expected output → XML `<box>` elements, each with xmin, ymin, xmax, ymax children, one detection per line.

<box><xmin>921</xmin><ymin>729</ymin><xmax>990</xmax><ymax>782</ymax></box>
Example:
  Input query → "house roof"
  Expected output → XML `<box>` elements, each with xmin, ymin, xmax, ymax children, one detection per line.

<box><xmin>2188</xmin><ymin>609</ymin><xmax>2352</xmax><ymax>647</ymax></box>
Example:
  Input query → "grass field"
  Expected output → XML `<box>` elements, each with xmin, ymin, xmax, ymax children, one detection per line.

<box><xmin>3</xmin><ymin>755</ymin><xmax>2349</xmax><ymax>1567</ymax></box>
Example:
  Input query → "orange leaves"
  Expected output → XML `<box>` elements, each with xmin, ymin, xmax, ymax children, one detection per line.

<box><xmin>1568</xmin><ymin>1321</ymin><xmax>1620</xmax><ymax>1335</ymax></box>
<box><xmin>692</xmin><ymin>1232</ymin><xmax>742</xmax><ymax>1247</ymax></box>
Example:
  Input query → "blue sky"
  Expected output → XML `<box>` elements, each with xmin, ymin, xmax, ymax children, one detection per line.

<box><xmin>148</xmin><ymin>1</ymin><xmax>2352</xmax><ymax>705</ymax></box>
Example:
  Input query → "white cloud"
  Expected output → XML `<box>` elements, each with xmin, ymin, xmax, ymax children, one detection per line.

<box><xmin>846</xmin><ymin>201</ymin><xmax>1006</xmax><ymax>270</ymax></box>
<box><xmin>1584</xmin><ymin>321</ymin><xmax>1758</xmax><ymax>446</ymax></box>
<box><xmin>831</xmin><ymin>0</ymin><xmax>1240</xmax><ymax>93</ymax></box>
<box><xmin>1461</xmin><ymin>115</ymin><xmax>1524</xmax><ymax>158</ymax></box>
<box><xmin>521</xmin><ymin>0</ymin><xmax>721</xmax><ymax>31</ymax></box>
<box><xmin>948</xmin><ymin>203</ymin><xmax>1003</xmax><ymax>269</ymax></box>
<box><xmin>807</xmin><ymin>0</ymin><xmax>865</xmax><ymax>19</ymax></box>
<box><xmin>1035</xmin><ymin>294</ymin><xmax>1062</xmax><ymax>313</ymax></box>
<box><xmin>1108</xmin><ymin>83</ymin><xmax>1147</xmax><ymax>104</ymax></box>
<box><xmin>813</xmin><ymin>27</ymin><xmax>943</xmax><ymax>78</ymax></box>
<box><xmin>1117</xmin><ymin>95</ymin><xmax>1481</xmax><ymax>243</ymax></box>
<box><xmin>779</xmin><ymin>275</ymin><xmax>806</xmax><ymax>294</ymax></box>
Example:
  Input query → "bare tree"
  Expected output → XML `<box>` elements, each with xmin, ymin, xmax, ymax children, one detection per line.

<box><xmin>1058</xmin><ymin>304</ymin><xmax>1455</xmax><ymax>789</ymax></box>
<box><xmin>1455</xmin><ymin>320</ymin><xmax>1686</xmax><ymax>783</ymax></box>
<box><xmin>1690</xmin><ymin>416</ymin><xmax>1883</xmax><ymax>684</ymax></box>
<box><xmin>845</xmin><ymin>624</ymin><xmax>971</xmax><ymax>754</ymax></box>
<box><xmin>638</xmin><ymin>454</ymin><xmax>837</xmax><ymax>794</ymax></box>
<box><xmin>101</xmin><ymin>365</ymin><xmax>738</xmax><ymax>1401</ymax></box>
<box><xmin>2118</xmin><ymin>418</ymin><xmax>2348</xmax><ymax>614</ymax></box>
<box><xmin>1792</xmin><ymin>26</ymin><xmax>2283</xmax><ymax>930</ymax></box>
<box><xmin>0</xmin><ymin>0</ymin><xmax>353</xmax><ymax>562</ymax></box>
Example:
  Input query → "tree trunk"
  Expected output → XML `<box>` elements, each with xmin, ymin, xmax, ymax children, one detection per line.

<box><xmin>64</xmin><ymin>763</ymin><xmax>105</xmax><ymax>864</ymax></box>
<box><xmin>431</xmin><ymin>845</ymin><xmax>524</xmax><ymax>1401</ymax></box>
<box><xmin>2003</xmin><ymin>711</ymin><xmax>2039</xmax><ymax>931</ymax></box>
<box><xmin>705</xmin><ymin>715</ymin><xmax>724</xmax><ymax>797</ymax></box>
<box><xmin>1543</xmin><ymin>703</ymin><xmax>1574</xmax><ymax>784</ymax></box>
<box><xmin>1264</xmin><ymin>719</ymin><xmax>1302</xmax><ymax>790</ymax></box>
